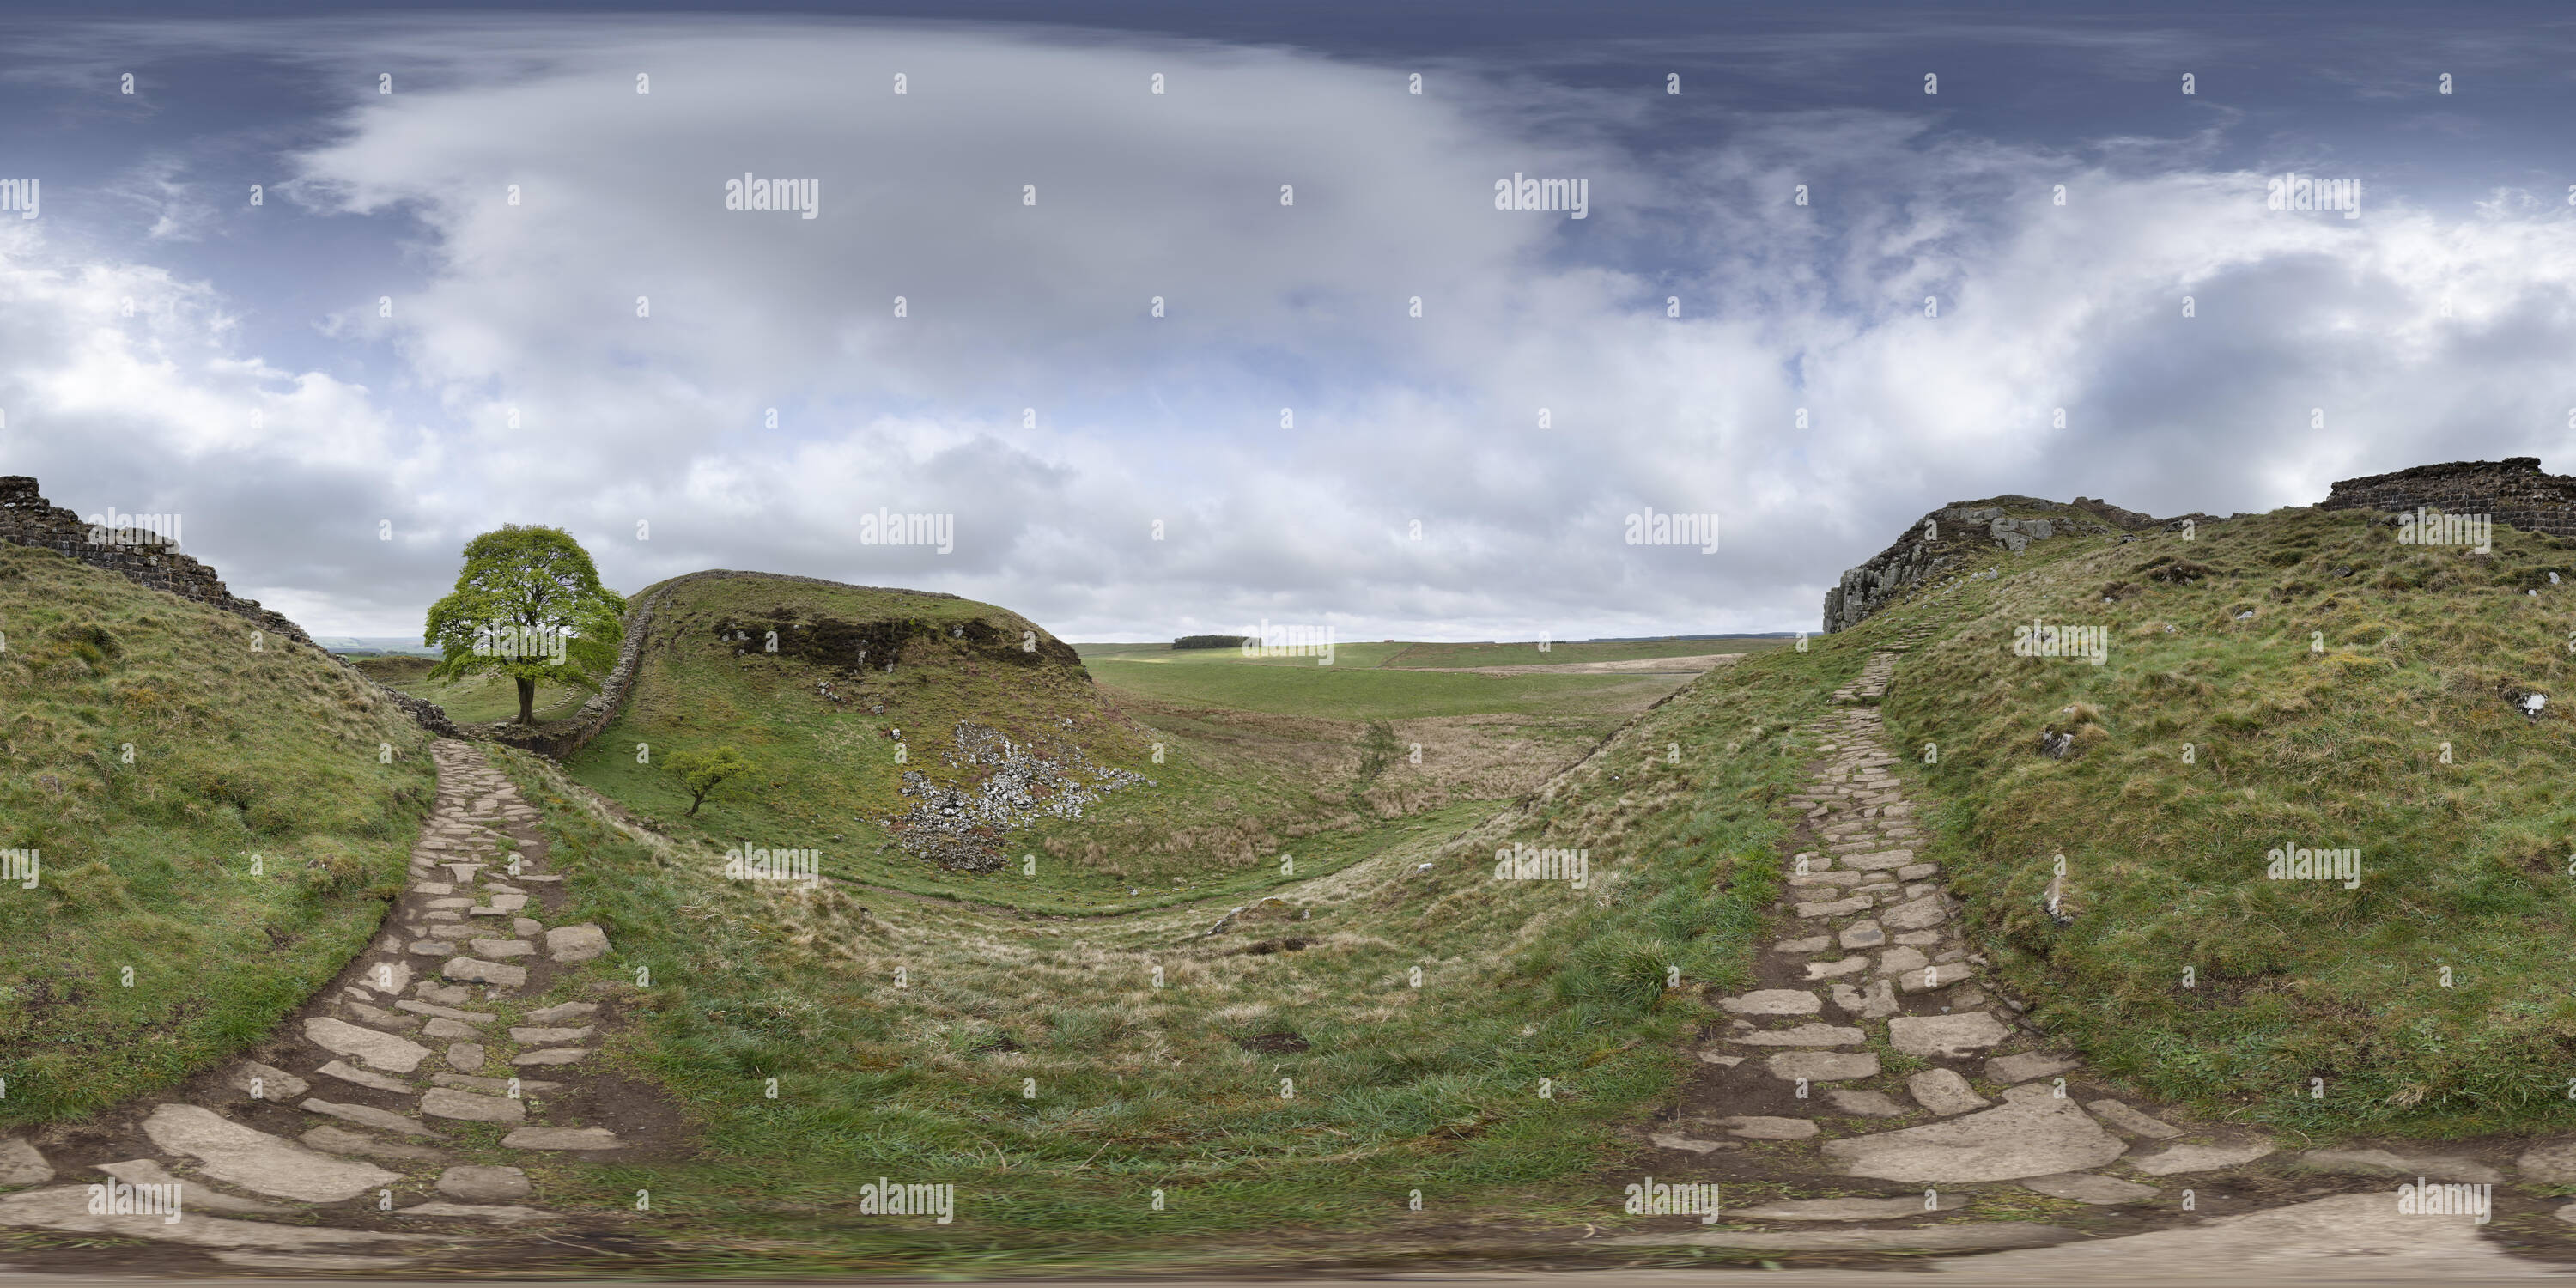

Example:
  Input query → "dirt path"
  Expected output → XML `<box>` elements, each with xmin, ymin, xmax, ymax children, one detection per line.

<box><xmin>0</xmin><ymin>739</ymin><xmax>679</xmax><ymax>1273</ymax></box>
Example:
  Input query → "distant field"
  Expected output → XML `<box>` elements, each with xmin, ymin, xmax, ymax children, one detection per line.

<box><xmin>360</xmin><ymin>654</ymin><xmax>592</xmax><ymax>724</ymax></box>
<box><xmin>1085</xmin><ymin>653</ymin><xmax>1679</xmax><ymax>720</ymax></box>
<box><xmin>1074</xmin><ymin>641</ymin><xmax>1413</xmax><ymax>669</ymax></box>
<box><xmin>1382</xmin><ymin>637</ymin><xmax>1793</xmax><ymax>668</ymax></box>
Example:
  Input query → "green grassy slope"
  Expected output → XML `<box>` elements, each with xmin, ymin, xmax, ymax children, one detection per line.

<box><xmin>0</xmin><ymin>543</ymin><xmax>436</xmax><ymax>1125</ymax></box>
<box><xmin>359</xmin><ymin>653</ymin><xmax>592</xmax><ymax>724</ymax></box>
<box><xmin>484</xmin><ymin>624</ymin><xmax>1846</xmax><ymax>1272</ymax></box>
<box><xmin>1865</xmin><ymin>506</ymin><xmax>2576</xmax><ymax>1136</ymax></box>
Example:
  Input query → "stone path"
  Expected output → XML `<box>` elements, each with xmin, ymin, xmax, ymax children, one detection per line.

<box><xmin>0</xmin><ymin>738</ymin><xmax>624</xmax><ymax>1264</ymax></box>
<box><xmin>1655</xmin><ymin>635</ymin><xmax>2576</xmax><ymax>1245</ymax></box>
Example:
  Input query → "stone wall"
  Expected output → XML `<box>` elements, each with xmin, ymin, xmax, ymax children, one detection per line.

<box><xmin>0</xmin><ymin>476</ymin><xmax>464</xmax><ymax>738</ymax></box>
<box><xmin>2320</xmin><ymin>457</ymin><xmax>2576</xmax><ymax>535</ymax></box>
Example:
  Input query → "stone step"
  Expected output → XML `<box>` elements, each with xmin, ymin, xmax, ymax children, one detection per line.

<box><xmin>143</xmin><ymin>1105</ymin><xmax>400</xmax><ymax>1202</ymax></box>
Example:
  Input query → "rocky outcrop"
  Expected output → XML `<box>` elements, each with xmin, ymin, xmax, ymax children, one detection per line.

<box><xmin>0</xmin><ymin>477</ymin><xmax>462</xmax><ymax>738</ymax></box>
<box><xmin>2320</xmin><ymin>456</ymin><xmax>2576</xmax><ymax>535</ymax></box>
<box><xmin>1822</xmin><ymin>495</ymin><xmax>2150</xmax><ymax>634</ymax></box>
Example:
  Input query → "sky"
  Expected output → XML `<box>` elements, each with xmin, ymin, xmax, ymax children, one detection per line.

<box><xmin>4</xmin><ymin>2</ymin><xmax>2575</xmax><ymax>641</ymax></box>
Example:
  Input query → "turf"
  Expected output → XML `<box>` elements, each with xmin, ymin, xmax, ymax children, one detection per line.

<box><xmin>0</xmin><ymin>544</ymin><xmax>435</xmax><ymax>1127</ymax></box>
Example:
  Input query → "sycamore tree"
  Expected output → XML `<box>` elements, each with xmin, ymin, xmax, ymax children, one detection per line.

<box><xmin>424</xmin><ymin>525</ymin><xmax>627</xmax><ymax>725</ymax></box>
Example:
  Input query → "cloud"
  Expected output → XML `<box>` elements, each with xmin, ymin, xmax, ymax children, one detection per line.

<box><xmin>5</xmin><ymin>16</ymin><xmax>2576</xmax><ymax>640</ymax></box>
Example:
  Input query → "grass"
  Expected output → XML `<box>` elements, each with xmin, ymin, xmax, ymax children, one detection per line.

<box><xmin>0</xmin><ymin>543</ymin><xmax>435</xmax><ymax>1127</ymax></box>
<box><xmin>474</xmin><ymin>619</ymin><xmax>1844</xmax><ymax>1271</ymax></box>
<box><xmin>561</xmin><ymin>574</ymin><xmax>1679</xmax><ymax>915</ymax></box>
<box><xmin>1380</xmin><ymin>638</ymin><xmax>1795</xmax><ymax>668</ymax></box>
<box><xmin>1862</xmin><ymin>505</ymin><xmax>2576</xmax><ymax>1137</ymax></box>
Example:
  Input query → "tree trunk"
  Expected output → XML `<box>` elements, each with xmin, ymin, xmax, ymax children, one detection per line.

<box><xmin>517</xmin><ymin>676</ymin><xmax>537</xmax><ymax>725</ymax></box>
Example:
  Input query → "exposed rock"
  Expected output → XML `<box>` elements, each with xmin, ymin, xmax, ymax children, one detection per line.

<box><xmin>143</xmin><ymin>1104</ymin><xmax>400</xmax><ymax>1202</ymax></box>
<box><xmin>2081</xmin><ymin>1099</ymin><xmax>2181</xmax><ymax>1139</ymax></box>
<box><xmin>1728</xmin><ymin>1023</ymin><xmax>1864</xmax><ymax>1048</ymax></box>
<box><xmin>1649</xmin><ymin>1132</ymin><xmax>1736</xmax><ymax>1155</ymax></box>
<box><xmin>1842</xmin><ymin>849</ymin><xmax>1915</xmax><ymax>872</ymax></box>
<box><xmin>526</xmin><ymin>1001</ymin><xmax>600</xmax><ymax>1024</ymax></box>
<box><xmin>447</xmin><ymin>1042</ymin><xmax>487</xmax><ymax>1072</ymax></box>
<box><xmin>224</xmin><ymin>1061</ymin><xmax>310</xmax><ymax>1103</ymax></box>
<box><xmin>545</xmin><ymin>924</ymin><xmax>611</xmax><ymax>962</ymax></box>
<box><xmin>2127</xmin><ymin>1139</ymin><xmax>2276</xmax><ymax>1176</ymax></box>
<box><xmin>436</xmin><ymin>1165</ymin><xmax>532</xmax><ymax>1202</ymax></box>
<box><xmin>316</xmin><ymin>1060</ymin><xmax>414</xmax><ymax>1093</ymax></box>
<box><xmin>1795</xmin><ymin>896</ymin><xmax>1872</xmax><ymax>919</ymax></box>
<box><xmin>1984</xmin><ymin>1052</ymin><xmax>2078</xmax><ymax>1084</ymax></box>
<box><xmin>93</xmin><ymin>1158</ymin><xmax>290</xmax><ymax>1215</ymax></box>
<box><xmin>0</xmin><ymin>1138</ymin><xmax>52</xmax><ymax>1188</ymax></box>
<box><xmin>442</xmin><ymin>957</ymin><xmax>528</xmax><ymax>988</ymax></box>
<box><xmin>420</xmin><ymin>1089</ymin><xmax>526</xmax><ymax>1123</ymax></box>
<box><xmin>1829</xmin><ymin>979</ymin><xmax>1899</xmax><ymax>1019</ymax></box>
<box><xmin>1898</xmin><ymin>962</ymin><xmax>1979</xmax><ymax>993</ymax></box>
<box><xmin>1765</xmin><ymin>1051</ymin><xmax>1880</xmax><ymax>1083</ymax></box>
<box><xmin>1721</xmin><ymin>989</ymin><xmax>1820</xmax><ymax>1017</ymax></box>
<box><xmin>1887</xmin><ymin>1012</ymin><xmax>2009</xmax><ymax>1057</ymax></box>
<box><xmin>1820</xmin><ymin>1087</ymin><xmax>2122</xmax><ymax>1182</ymax></box>
<box><xmin>301</xmin><ymin>1098</ymin><xmax>438</xmax><ymax>1138</ymax></box>
<box><xmin>1880</xmin><ymin>896</ymin><xmax>1947</xmax><ymax>931</ymax></box>
<box><xmin>0</xmin><ymin>1185</ymin><xmax>416</xmax><ymax>1250</ymax></box>
<box><xmin>1804</xmin><ymin>957</ymin><xmax>1869</xmax><ymax>981</ymax></box>
<box><xmin>507</xmin><ymin>1025</ymin><xmax>595</xmax><ymax>1044</ymax></box>
<box><xmin>303</xmin><ymin>1018</ymin><xmax>433</xmax><ymax>1073</ymax></box>
<box><xmin>1824</xmin><ymin>1089</ymin><xmax>1911</xmax><ymax>1118</ymax></box>
<box><xmin>1837</xmin><ymin>920</ymin><xmax>1886</xmax><ymax>950</ymax></box>
<box><xmin>1719</xmin><ymin>1116</ymin><xmax>1819</xmax><ymax>1139</ymax></box>
<box><xmin>2518</xmin><ymin>1139</ymin><xmax>2576</xmax><ymax>1183</ymax></box>
<box><xmin>1962</xmin><ymin>1193</ymin><xmax>2524</xmax><ymax>1278</ymax></box>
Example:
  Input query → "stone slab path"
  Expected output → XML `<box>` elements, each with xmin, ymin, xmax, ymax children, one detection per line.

<box><xmin>1638</xmin><ymin>634</ymin><xmax>2576</xmax><ymax>1260</ymax></box>
<box><xmin>0</xmin><ymin>739</ymin><xmax>629</xmax><ymax>1265</ymax></box>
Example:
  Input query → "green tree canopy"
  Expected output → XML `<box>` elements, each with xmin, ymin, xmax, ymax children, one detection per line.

<box><xmin>423</xmin><ymin>525</ymin><xmax>627</xmax><ymax>725</ymax></box>
<box><xmin>665</xmin><ymin>745</ymin><xmax>754</xmax><ymax>817</ymax></box>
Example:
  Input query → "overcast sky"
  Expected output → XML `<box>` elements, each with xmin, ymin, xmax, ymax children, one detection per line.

<box><xmin>4</xmin><ymin>2</ymin><xmax>2575</xmax><ymax>640</ymax></box>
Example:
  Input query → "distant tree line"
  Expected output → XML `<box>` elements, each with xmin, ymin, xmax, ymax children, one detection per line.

<box><xmin>1172</xmin><ymin>635</ymin><xmax>1249</xmax><ymax>650</ymax></box>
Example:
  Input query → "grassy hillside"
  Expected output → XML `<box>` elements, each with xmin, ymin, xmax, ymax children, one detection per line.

<box><xmin>0</xmin><ymin>543</ymin><xmax>436</xmax><ymax>1126</ymax></box>
<box><xmin>564</xmin><ymin>574</ymin><xmax>1669</xmax><ymax>915</ymax></box>
<box><xmin>482</xmin><ymin>623</ymin><xmax>1844</xmax><ymax>1272</ymax></box>
<box><xmin>1861</xmin><ymin>505</ymin><xmax>2576</xmax><ymax>1137</ymax></box>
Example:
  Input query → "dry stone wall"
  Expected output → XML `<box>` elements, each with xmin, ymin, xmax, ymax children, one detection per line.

<box><xmin>2320</xmin><ymin>456</ymin><xmax>2576</xmax><ymax>536</ymax></box>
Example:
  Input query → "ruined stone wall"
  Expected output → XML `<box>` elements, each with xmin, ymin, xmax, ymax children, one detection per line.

<box><xmin>2320</xmin><ymin>457</ymin><xmax>2576</xmax><ymax>536</ymax></box>
<box><xmin>0</xmin><ymin>476</ymin><xmax>464</xmax><ymax>738</ymax></box>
